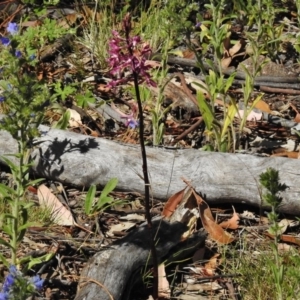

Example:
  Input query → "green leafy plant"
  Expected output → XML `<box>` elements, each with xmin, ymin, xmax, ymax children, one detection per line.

<box><xmin>200</xmin><ymin>0</ymin><xmax>237</xmax><ymax>74</ymax></box>
<box><xmin>75</xmin><ymin>89</ymin><xmax>96</xmax><ymax>109</ymax></box>
<box><xmin>77</xmin><ymin>0</ymin><xmax>123</xmax><ymax>68</ymax></box>
<box><xmin>0</xmin><ymin>22</ymin><xmax>53</xmax><ymax>266</ymax></box>
<box><xmin>225</xmin><ymin>238</ymin><xmax>300</xmax><ymax>300</ymax></box>
<box><xmin>259</xmin><ymin>168</ymin><xmax>288</xmax><ymax>300</ymax></box>
<box><xmin>188</xmin><ymin>0</ymin><xmax>240</xmax><ymax>152</ymax></box>
<box><xmin>84</xmin><ymin>178</ymin><xmax>119</xmax><ymax>216</ymax></box>
<box><xmin>245</xmin><ymin>0</ymin><xmax>286</xmax><ymax>60</ymax></box>
<box><xmin>196</xmin><ymin>70</ymin><xmax>237</xmax><ymax>152</ymax></box>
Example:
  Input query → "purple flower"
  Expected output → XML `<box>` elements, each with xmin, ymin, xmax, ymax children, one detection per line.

<box><xmin>30</xmin><ymin>275</ymin><xmax>44</xmax><ymax>291</ymax></box>
<box><xmin>8</xmin><ymin>266</ymin><xmax>17</xmax><ymax>275</ymax></box>
<box><xmin>0</xmin><ymin>96</ymin><xmax>5</xmax><ymax>103</ymax></box>
<box><xmin>15</xmin><ymin>50</ymin><xmax>22</xmax><ymax>58</ymax></box>
<box><xmin>111</xmin><ymin>102</ymin><xmax>139</xmax><ymax>129</ymax></box>
<box><xmin>0</xmin><ymin>37</ymin><xmax>10</xmax><ymax>46</ymax></box>
<box><xmin>126</xmin><ymin>118</ymin><xmax>139</xmax><ymax>129</ymax></box>
<box><xmin>7</xmin><ymin>23</ymin><xmax>18</xmax><ymax>35</ymax></box>
<box><xmin>0</xmin><ymin>292</ymin><xmax>8</xmax><ymax>300</ymax></box>
<box><xmin>0</xmin><ymin>266</ymin><xmax>44</xmax><ymax>298</ymax></box>
<box><xmin>2</xmin><ymin>274</ymin><xmax>15</xmax><ymax>293</ymax></box>
<box><xmin>107</xmin><ymin>22</ymin><xmax>156</xmax><ymax>88</ymax></box>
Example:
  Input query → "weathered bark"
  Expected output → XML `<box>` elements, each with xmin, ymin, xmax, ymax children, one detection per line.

<box><xmin>74</xmin><ymin>219</ymin><xmax>206</xmax><ymax>300</ymax></box>
<box><xmin>0</xmin><ymin>124</ymin><xmax>300</xmax><ymax>214</ymax></box>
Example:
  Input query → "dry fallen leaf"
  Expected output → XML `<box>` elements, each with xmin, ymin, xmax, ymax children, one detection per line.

<box><xmin>264</xmin><ymin>232</ymin><xmax>300</xmax><ymax>246</ymax></box>
<box><xmin>119</xmin><ymin>213</ymin><xmax>145</xmax><ymax>221</ymax></box>
<box><xmin>158</xmin><ymin>263</ymin><xmax>171</xmax><ymax>298</ymax></box>
<box><xmin>67</xmin><ymin>108</ymin><xmax>82</xmax><ymax>127</ymax></box>
<box><xmin>107</xmin><ymin>222</ymin><xmax>136</xmax><ymax>237</ymax></box>
<box><xmin>192</xmin><ymin>189</ymin><xmax>235</xmax><ymax>244</ymax></box>
<box><xmin>38</xmin><ymin>184</ymin><xmax>74</xmax><ymax>226</ymax></box>
<box><xmin>254</xmin><ymin>99</ymin><xmax>272</xmax><ymax>113</ymax></box>
<box><xmin>271</xmin><ymin>151</ymin><xmax>300</xmax><ymax>159</ymax></box>
<box><xmin>162</xmin><ymin>187</ymin><xmax>187</xmax><ymax>217</ymax></box>
<box><xmin>240</xmin><ymin>210</ymin><xmax>255</xmax><ymax>219</ymax></box>
<box><xmin>219</xmin><ymin>206</ymin><xmax>240</xmax><ymax>230</ymax></box>
<box><xmin>204</xmin><ymin>253</ymin><xmax>221</xmax><ymax>276</ymax></box>
<box><xmin>222</xmin><ymin>39</ymin><xmax>246</xmax><ymax>68</ymax></box>
<box><xmin>237</xmin><ymin>109</ymin><xmax>263</xmax><ymax>121</ymax></box>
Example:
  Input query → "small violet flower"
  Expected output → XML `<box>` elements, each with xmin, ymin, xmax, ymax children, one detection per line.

<box><xmin>0</xmin><ymin>37</ymin><xmax>10</xmax><ymax>47</ymax></box>
<box><xmin>15</xmin><ymin>50</ymin><xmax>22</xmax><ymax>58</ymax></box>
<box><xmin>29</xmin><ymin>54</ymin><xmax>36</xmax><ymax>60</ymax></box>
<box><xmin>0</xmin><ymin>292</ymin><xmax>8</xmax><ymax>300</ymax></box>
<box><xmin>7</xmin><ymin>23</ymin><xmax>18</xmax><ymax>35</ymax></box>
<box><xmin>30</xmin><ymin>275</ymin><xmax>44</xmax><ymax>291</ymax></box>
<box><xmin>111</xmin><ymin>102</ymin><xmax>139</xmax><ymax>129</ymax></box>
<box><xmin>0</xmin><ymin>96</ymin><xmax>5</xmax><ymax>103</ymax></box>
<box><xmin>126</xmin><ymin>118</ymin><xmax>139</xmax><ymax>129</ymax></box>
<box><xmin>2</xmin><ymin>274</ymin><xmax>15</xmax><ymax>294</ymax></box>
<box><xmin>195</xmin><ymin>21</ymin><xmax>202</xmax><ymax>29</ymax></box>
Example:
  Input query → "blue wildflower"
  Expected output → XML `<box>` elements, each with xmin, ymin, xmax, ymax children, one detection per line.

<box><xmin>195</xmin><ymin>22</ymin><xmax>202</xmax><ymax>28</ymax></box>
<box><xmin>2</xmin><ymin>274</ymin><xmax>14</xmax><ymax>293</ymax></box>
<box><xmin>0</xmin><ymin>266</ymin><xmax>44</xmax><ymax>299</ymax></box>
<box><xmin>7</xmin><ymin>23</ymin><xmax>18</xmax><ymax>35</ymax></box>
<box><xmin>127</xmin><ymin>119</ymin><xmax>139</xmax><ymax>129</ymax></box>
<box><xmin>0</xmin><ymin>37</ymin><xmax>10</xmax><ymax>46</ymax></box>
<box><xmin>0</xmin><ymin>292</ymin><xmax>8</xmax><ymax>300</ymax></box>
<box><xmin>29</xmin><ymin>54</ymin><xmax>36</xmax><ymax>60</ymax></box>
<box><xmin>0</xmin><ymin>96</ymin><xmax>5</xmax><ymax>103</ymax></box>
<box><xmin>8</xmin><ymin>266</ymin><xmax>17</xmax><ymax>276</ymax></box>
<box><xmin>15</xmin><ymin>50</ymin><xmax>22</xmax><ymax>58</ymax></box>
<box><xmin>30</xmin><ymin>275</ymin><xmax>44</xmax><ymax>291</ymax></box>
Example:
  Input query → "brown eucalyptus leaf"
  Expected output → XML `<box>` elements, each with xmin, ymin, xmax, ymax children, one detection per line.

<box><xmin>162</xmin><ymin>187</ymin><xmax>187</xmax><ymax>217</ymax></box>
<box><xmin>194</xmin><ymin>190</ymin><xmax>235</xmax><ymax>244</ymax></box>
<box><xmin>219</xmin><ymin>206</ymin><xmax>240</xmax><ymax>230</ymax></box>
<box><xmin>38</xmin><ymin>184</ymin><xmax>75</xmax><ymax>226</ymax></box>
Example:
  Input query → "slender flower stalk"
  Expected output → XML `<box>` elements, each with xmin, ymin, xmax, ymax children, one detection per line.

<box><xmin>107</xmin><ymin>13</ymin><xmax>159</xmax><ymax>298</ymax></box>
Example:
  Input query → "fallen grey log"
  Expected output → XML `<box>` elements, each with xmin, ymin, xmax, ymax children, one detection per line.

<box><xmin>75</xmin><ymin>219</ymin><xmax>206</xmax><ymax>300</ymax></box>
<box><xmin>0</xmin><ymin>125</ymin><xmax>300</xmax><ymax>214</ymax></box>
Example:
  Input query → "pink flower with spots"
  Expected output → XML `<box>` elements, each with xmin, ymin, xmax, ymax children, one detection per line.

<box><xmin>107</xmin><ymin>25</ymin><xmax>156</xmax><ymax>88</ymax></box>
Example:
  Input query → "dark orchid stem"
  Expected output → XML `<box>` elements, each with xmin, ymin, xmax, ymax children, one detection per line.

<box><xmin>123</xmin><ymin>14</ymin><xmax>159</xmax><ymax>299</ymax></box>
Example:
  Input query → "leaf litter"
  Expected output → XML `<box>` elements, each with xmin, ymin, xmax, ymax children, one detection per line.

<box><xmin>1</xmin><ymin>1</ymin><xmax>300</xmax><ymax>300</ymax></box>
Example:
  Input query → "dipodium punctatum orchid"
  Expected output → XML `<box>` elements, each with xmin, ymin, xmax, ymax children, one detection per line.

<box><xmin>107</xmin><ymin>24</ymin><xmax>156</xmax><ymax>88</ymax></box>
<box><xmin>107</xmin><ymin>14</ymin><xmax>157</xmax><ymax>129</ymax></box>
<box><xmin>107</xmin><ymin>14</ymin><xmax>159</xmax><ymax>298</ymax></box>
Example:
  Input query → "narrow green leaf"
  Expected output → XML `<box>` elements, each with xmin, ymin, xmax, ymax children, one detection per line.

<box><xmin>0</xmin><ymin>237</ymin><xmax>13</xmax><ymax>249</ymax></box>
<box><xmin>53</xmin><ymin>110</ymin><xmax>71</xmax><ymax>129</ymax></box>
<box><xmin>0</xmin><ymin>253</ymin><xmax>9</xmax><ymax>267</ymax></box>
<box><xmin>0</xmin><ymin>155</ymin><xmax>18</xmax><ymax>171</ymax></box>
<box><xmin>28</xmin><ymin>253</ymin><xmax>55</xmax><ymax>269</ymax></box>
<box><xmin>221</xmin><ymin>104</ymin><xmax>237</xmax><ymax>138</ymax></box>
<box><xmin>99</xmin><ymin>178</ymin><xmax>118</xmax><ymax>199</ymax></box>
<box><xmin>0</xmin><ymin>183</ymin><xmax>16</xmax><ymax>197</ymax></box>
<box><xmin>26</xmin><ymin>178</ymin><xmax>44</xmax><ymax>188</ymax></box>
<box><xmin>85</xmin><ymin>185</ymin><xmax>96</xmax><ymax>215</ymax></box>
<box><xmin>96</xmin><ymin>196</ymin><xmax>114</xmax><ymax>210</ymax></box>
<box><xmin>197</xmin><ymin>90</ymin><xmax>214</xmax><ymax>130</ymax></box>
